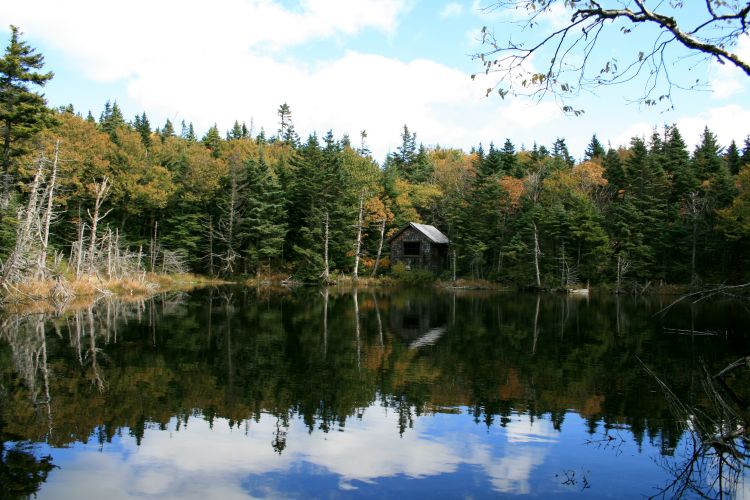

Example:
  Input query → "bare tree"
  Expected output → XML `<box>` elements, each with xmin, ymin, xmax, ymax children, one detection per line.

<box><xmin>1</xmin><ymin>154</ymin><xmax>46</xmax><ymax>286</ymax></box>
<box><xmin>86</xmin><ymin>177</ymin><xmax>112</xmax><ymax>274</ymax></box>
<box><xmin>353</xmin><ymin>190</ymin><xmax>365</xmax><ymax>280</ymax></box>
<box><xmin>36</xmin><ymin>140</ymin><xmax>60</xmax><ymax>280</ymax></box>
<box><xmin>474</xmin><ymin>1</ymin><xmax>750</xmax><ymax>112</ymax></box>
<box><xmin>525</xmin><ymin>168</ymin><xmax>545</xmax><ymax>288</ymax></box>
<box><xmin>371</xmin><ymin>217</ymin><xmax>387</xmax><ymax>278</ymax></box>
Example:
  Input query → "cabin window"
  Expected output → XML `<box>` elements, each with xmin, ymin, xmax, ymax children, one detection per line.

<box><xmin>403</xmin><ymin>241</ymin><xmax>421</xmax><ymax>256</ymax></box>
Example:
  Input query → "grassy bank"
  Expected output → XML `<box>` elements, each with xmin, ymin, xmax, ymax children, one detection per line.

<box><xmin>1</xmin><ymin>273</ymin><xmax>230</xmax><ymax>306</ymax></box>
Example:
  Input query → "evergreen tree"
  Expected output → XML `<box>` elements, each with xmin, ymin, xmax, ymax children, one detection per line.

<box><xmin>202</xmin><ymin>124</ymin><xmax>222</xmax><ymax>157</ymax></box>
<box><xmin>85</xmin><ymin>110</ymin><xmax>96</xmax><ymax>124</ymax></box>
<box><xmin>134</xmin><ymin>112</ymin><xmax>151</xmax><ymax>148</ymax></box>
<box><xmin>277</xmin><ymin>103</ymin><xmax>298</xmax><ymax>145</ymax></box>
<box><xmin>499</xmin><ymin>139</ymin><xmax>519</xmax><ymax>176</ymax></box>
<box><xmin>228</xmin><ymin>120</ymin><xmax>243</xmax><ymax>140</ymax></box>
<box><xmin>584</xmin><ymin>134</ymin><xmax>606</xmax><ymax>161</ymax></box>
<box><xmin>551</xmin><ymin>138</ymin><xmax>574</xmax><ymax>168</ymax></box>
<box><xmin>694</xmin><ymin>127</ymin><xmax>734</xmax><ymax>207</ymax></box>
<box><xmin>725</xmin><ymin>140</ymin><xmax>741</xmax><ymax>176</ymax></box>
<box><xmin>742</xmin><ymin>136</ymin><xmax>750</xmax><ymax>168</ymax></box>
<box><xmin>238</xmin><ymin>154</ymin><xmax>288</xmax><ymax>273</ymax></box>
<box><xmin>160</xmin><ymin>119</ymin><xmax>175</xmax><ymax>141</ymax></box>
<box><xmin>99</xmin><ymin>100</ymin><xmax>126</xmax><ymax>139</ymax></box>
<box><xmin>602</xmin><ymin>148</ymin><xmax>625</xmax><ymax>192</ymax></box>
<box><xmin>0</xmin><ymin>25</ymin><xmax>54</xmax><ymax>205</ymax></box>
<box><xmin>358</xmin><ymin>130</ymin><xmax>370</xmax><ymax>156</ymax></box>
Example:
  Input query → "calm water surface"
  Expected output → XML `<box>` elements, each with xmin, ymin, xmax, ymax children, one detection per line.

<box><xmin>0</xmin><ymin>288</ymin><xmax>748</xmax><ymax>499</ymax></box>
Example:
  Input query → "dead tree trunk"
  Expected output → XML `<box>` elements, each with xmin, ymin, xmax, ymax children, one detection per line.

<box><xmin>37</xmin><ymin>141</ymin><xmax>59</xmax><ymax>280</ymax></box>
<box><xmin>371</xmin><ymin>218</ymin><xmax>386</xmax><ymax>278</ymax></box>
<box><xmin>73</xmin><ymin>206</ymin><xmax>86</xmax><ymax>279</ymax></box>
<box><xmin>1</xmin><ymin>156</ymin><xmax>45</xmax><ymax>286</ymax></box>
<box><xmin>322</xmin><ymin>210</ymin><xmax>330</xmax><ymax>282</ymax></box>
<box><xmin>208</xmin><ymin>217</ymin><xmax>215</xmax><ymax>277</ymax></box>
<box><xmin>150</xmin><ymin>220</ymin><xmax>158</xmax><ymax>272</ymax></box>
<box><xmin>532</xmin><ymin>222</ymin><xmax>541</xmax><ymax>289</ymax></box>
<box><xmin>353</xmin><ymin>191</ymin><xmax>364</xmax><ymax>280</ymax></box>
<box><xmin>86</xmin><ymin>177</ymin><xmax>112</xmax><ymax>275</ymax></box>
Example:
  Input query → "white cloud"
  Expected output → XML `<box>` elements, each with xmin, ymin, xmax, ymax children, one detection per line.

<box><xmin>708</xmin><ymin>34</ymin><xmax>750</xmax><ymax>99</ymax></box>
<box><xmin>440</xmin><ymin>2</ymin><xmax>464</xmax><ymax>18</ymax></box>
<box><xmin>0</xmin><ymin>0</ymin><xmax>570</xmax><ymax>160</ymax></box>
<box><xmin>610</xmin><ymin>104</ymin><xmax>750</xmax><ymax>152</ymax></box>
<box><xmin>0</xmin><ymin>0</ymin><xmax>408</xmax><ymax>81</ymax></box>
<box><xmin>38</xmin><ymin>411</ymin><xmax>558</xmax><ymax>498</ymax></box>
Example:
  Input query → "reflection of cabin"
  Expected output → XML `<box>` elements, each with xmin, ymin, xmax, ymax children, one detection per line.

<box><xmin>388</xmin><ymin>295</ymin><xmax>448</xmax><ymax>349</ymax></box>
<box><xmin>388</xmin><ymin>223</ymin><xmax>449</xmax><ymax>272</ymax></box>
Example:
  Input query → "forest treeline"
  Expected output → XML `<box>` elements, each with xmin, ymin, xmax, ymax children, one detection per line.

<box><xmin>2</xmin><ymin>27</ymin><xmax>750</xmax><ymax>288</ymax></box>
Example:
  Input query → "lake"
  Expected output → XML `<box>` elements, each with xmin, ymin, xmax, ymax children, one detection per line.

<box><xmin>1</xmin><ymin>287</ymin><xmax>748</xmax><ymax>499</ymax></box>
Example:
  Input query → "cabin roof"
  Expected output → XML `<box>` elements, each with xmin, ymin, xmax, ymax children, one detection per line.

<box><xmin>388</xmin><ymin>222</ymin><xmax>450</xmax><ymax>244</ymax></box>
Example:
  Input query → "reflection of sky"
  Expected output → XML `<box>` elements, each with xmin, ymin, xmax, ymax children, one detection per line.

<box><xmin>37</xmin><ymin>409</ymin><xmax>678</xmax><ymax>499</ymax></box>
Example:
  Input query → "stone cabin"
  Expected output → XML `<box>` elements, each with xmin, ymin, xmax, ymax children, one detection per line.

<box><xmin>388</xmin><ymin>222</ymin><xmax>450</xmax><ymax>272</ymax></box>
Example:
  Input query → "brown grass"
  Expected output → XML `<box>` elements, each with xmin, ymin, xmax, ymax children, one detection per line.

<box><xmin>1</xmin><ymin>273</ymin><xmax>230</xmax><ymax>308</ymax></box>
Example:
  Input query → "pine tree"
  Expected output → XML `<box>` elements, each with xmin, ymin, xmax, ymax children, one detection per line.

<box><xmin>602</xmin><ymin>148</ymin><xmax>625</xmax><ymax>192</ymax></box>
<box><xmin>0</xmin><ymin>25</ymin><xmax>54</xmax><ymax>205</ymax></box>
<box><xmin>135</xmin><ymin>112</ymin><xmax>151</xmax><ymax>148</ymax></box>
<box><xmin>499</xmin><ymin>139</ymin><xmax>519</xmax><ymax>176</ymax></box>
<box><xmin>694</xmin><ymin>127</ymin><xmax>734</xmax><ymax>207</ymax></box>
<box><xmin>277</xmin><ymin>102</ymin><xmax>298</xmax><ymax>145</ymax></box>
<box><xmin>160</xmin><ymin>119</ymin><xmax>175</xmax><ymax>141</ymax></box>
<box><xmin>482</xmin><ymin>142</ymin><xmax>502</xmax><ymax>177</ymax></box>
<box><xmin>238</xmin><ymin>154</ymin><xmax>288</xmax><ymax>273</ymax></box>
<box><xmin>202</xmin><ymin>124</ymin><xmax>222</xmax><ymax>157</ymax></box>
<box><xmin>584</xmin><ymin>134</ymin><xmax>606</xmax><ymax>161</ymax></box>
<box><xmin>725</xmin><ymin>140</ymin><xmax>741</xmax><ymax>176</ymax></box>
<box><xmin>551</xmin><ymin>138</ymin><xmax>574</xmax><ymax>168</ymax></box>
<box><xmin>228</xmin><ymin>120</ymin><xmax>243</xmax><ymax>140</ymax></box>
<box><xmin>99</xmin><ymin>100</ymin><xmax>126</xmax><ymax>139</ymax></box>
<box><xmin>741</xmin><ymin>136</ymin><xmax>750</xmax><ymax>168</ymax></box>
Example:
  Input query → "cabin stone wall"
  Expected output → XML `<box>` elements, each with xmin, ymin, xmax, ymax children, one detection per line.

<box><xmin>390</xmin><ymin>227</ymin><xmax>447</xmax><ymax>272</ymax></box>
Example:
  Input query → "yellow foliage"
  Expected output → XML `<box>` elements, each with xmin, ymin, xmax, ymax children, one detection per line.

<box><xmin>393</xmin><ymin>178</ymin><xmax>442</xmax><ymax>223</ymax></box>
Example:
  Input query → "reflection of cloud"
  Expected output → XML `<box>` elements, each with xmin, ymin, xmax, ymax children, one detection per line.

<box><xmin>484</xmin><ymin>449</ymin><xmax>548</xmax><ymax>494</ymax></box>
<box><xmin>39</xmin><ymin>411</ymin><xmax>558</xmax><ymax>498</ymax></box>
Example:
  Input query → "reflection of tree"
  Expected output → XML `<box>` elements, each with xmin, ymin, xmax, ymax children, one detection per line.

<box><xmin>642</xmin><ymin>358</ymin><xmax>749</xmax><ymax>499</ymax></box>
<box><xmin>0</xmin><ymin>288</ymin><xmax>747</xmax><ymax>474</ymax></box>
<box><xmin>0</xmin><ymin>438</ymin><xmax>55</xmax><ymax>500</ymax></box>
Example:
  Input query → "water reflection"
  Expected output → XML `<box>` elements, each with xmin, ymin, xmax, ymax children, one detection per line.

<box><xmin>0</xmin><ymin>288</ymin><xmax>748</xmax><ymax>498</ymax></box>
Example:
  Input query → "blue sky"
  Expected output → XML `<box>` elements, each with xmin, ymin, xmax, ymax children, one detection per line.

<box><xmin>1</xmin><ymin>0</ymin><xmax>748</xmax><ymax>161</ymax></box>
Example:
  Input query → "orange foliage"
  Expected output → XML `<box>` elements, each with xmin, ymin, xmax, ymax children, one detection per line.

<box><xmin>498</xmin><ymin>176</ymin><xmax>525</xmax><ymax>209</ymax></box>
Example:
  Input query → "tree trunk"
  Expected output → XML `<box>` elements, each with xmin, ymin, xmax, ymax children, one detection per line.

<box><xmin>37</xmin><ymin>141</ymin><xmax>59</xmax><ymax>280</ymax></box>
<box><xmin>87</xmin><ymin>177</ymin><xmax>111</xmax><ymax>274</ymax></box>
<box><xmin>0</xmin><ymin>156</ymin><xmax>44</xmax><ymax>285</ymax></box>
<box><xmin>322</xmin><ymin>210</ymin><xmax>330</xmax><ymax>282</ymax></box>
<box><xmin>353</xmin><ymin>191</ymin><xmax>364</xmax><ymax>280</ymax></box>
<box><xmin>691</xmin><ymin>217</ymin><xmax>698</xmax><ymax>284</ymax></box>
<box><xmin>371</xmin><ymin>218</ymin><xmax>386</xmax><ymax>277</ymax></box>
<box><xmin>532</xmin><ymin>221</ymin><xmax>541</xmax><ymax>288</ymax></box>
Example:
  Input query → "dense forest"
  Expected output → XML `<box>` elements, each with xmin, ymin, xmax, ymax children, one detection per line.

<box><xmin>2</xmin><ymin>27</ymin><xmax>750</xmax><ymax>289</ymax></box>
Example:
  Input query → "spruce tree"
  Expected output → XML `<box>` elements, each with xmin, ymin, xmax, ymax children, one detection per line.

<box><xmin>725</xmin><ymin>140</ymin><xmax>741</xmax><ymax>176</ymax></box>
<box><xmin>99</xmin><ymin>100</ymin><xmax>126</xmax><ymax>139</ymax></box>
<box><xmin>0</xmin><ymin>25</ymin><xmax>54</xmax><ymax>205</ymax></box>
<box><xmin>239</xmin><ymin>154</ymin><xmax>288</xmax><ymax>273</ymax></box>
<box><xmin>135</xmin><ymin>112</ymin><xmax>151</xmax><ymax>148</ymax></box>
<box><xmin>202</xmin><ymin>124</ymin><xmax>222</xmax><ymax>157</ymax></box>
<box><xmin>160</xmin><ymin>119</ymin><xmax>175</xmax><ymax>141</ymax></box>
<box><xmin>584</xmin><ymin>134</ymin><xmax>606</xmax><ymax>161</ymax></box>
